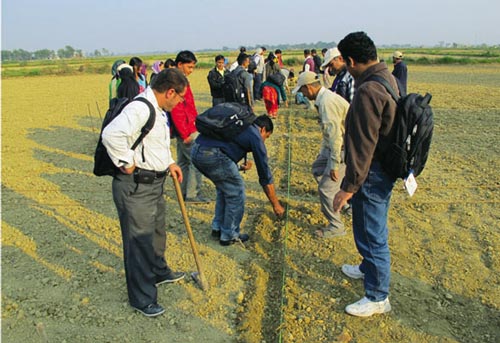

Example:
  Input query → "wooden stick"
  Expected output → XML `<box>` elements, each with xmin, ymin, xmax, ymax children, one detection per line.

<box><xmin>171</xmin><ymin>175</ymin><xmax>209</xmax><ymax>291</ymax></box>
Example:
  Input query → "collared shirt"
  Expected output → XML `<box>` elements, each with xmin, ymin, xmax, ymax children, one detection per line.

<box><xmin>255</xmin><ymin>54</ymin><xmax>265</xmax><ymax>74</ymax></box>
<box><xmin>315</xmin><ymin>87</ymin><xmax>350</xmax><ymax>170</ymax></box>
<box><xmin>330</xmin><ymin>68</ymin><xmax>355</xmax><ymax>103</ymax></box>
<box><xmin>102</xmin><ymin>87</ymin><xmax>175</xmax><ymax>172</ymax></box>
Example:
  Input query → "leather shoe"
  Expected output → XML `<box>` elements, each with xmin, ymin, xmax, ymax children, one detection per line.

<box><xmin>156</xmin><ymin>270</ymin><xmax>185</xmax><ymax>286</ymax></box>
<box><xmin>132</xmin><ymin>303</ymin><xmax>165</xmax><ymax>317</ymax></box>
<box><xmin>220</xmin><ymin>233</ymin><xmax>250</xmax><ymax>246</ymax></box>
<box><xmin>211</xmin><ymin>230</ymin><xmax>221</xmax><ymax>238</ymax></box>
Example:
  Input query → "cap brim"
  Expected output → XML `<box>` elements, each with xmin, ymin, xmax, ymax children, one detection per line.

<box><xmin>321</xmin><ymin>58</ymin><xmax>333</xmax><ymax>69</ymax></box>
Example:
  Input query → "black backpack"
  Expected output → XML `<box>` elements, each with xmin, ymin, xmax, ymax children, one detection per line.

<box><xmin>195</xmin><ymin>102</ymin><xmax>256</xmax><ymax>141</ymax></box>
<box><xmin>268</xmin><ymin>72</ymin><xmax>285</xmax><ymax>87</ymax></box>
<box><xmin>93</xmin><ymin>97</ymin><xmax>155</xmax><ymax>176</ymax></box>
<box><xmin>371</xmin><ymin>76</ymin><xmax>434</xmax><ymax>180</ymax></box>
<box><xmin>223</xmin><ymin>69</ymin><xmax>246</xmax><ymax>103</ymax></box>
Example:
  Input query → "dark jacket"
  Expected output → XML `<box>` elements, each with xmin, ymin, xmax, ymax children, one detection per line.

<box><xmin>207</xmin><ymin>67</ymin><xmax>226</xmax><ymax>98</ymax></box>
<box><xmin>341</xmin><ymin>62</ymin><xmax>399</xmax><ymax>193</ymax></box>
<box><xmin>392</xmin><ymin>61</ymin><xmax>408</xmax><ymax>94</ymax></box>
<box><xmin>312</xmin><ymin>54</ymin><xmax>322</xmax><ymax>74</ymax></box>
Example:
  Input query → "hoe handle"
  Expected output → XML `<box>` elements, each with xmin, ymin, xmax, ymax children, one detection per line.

<box><xmin>171</xmin><ymin>175</ymin><xmax>209</xmax><ymax>291</ymax></box>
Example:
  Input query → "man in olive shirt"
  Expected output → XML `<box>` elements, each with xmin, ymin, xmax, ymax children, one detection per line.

<box><xmin>292</xmin><ymin>71</ymin><xmax>349</xmax><ymax>238</ymax></box>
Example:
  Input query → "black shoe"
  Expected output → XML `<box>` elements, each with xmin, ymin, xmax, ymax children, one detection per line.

<box><xmin>211</xmin><ymin>230</ymin><xmax>221</xmax><ymax>239</ymax></box>
<box><xmin>156</xmin><ymin>270</ymin><xmax>185</xmax><ymax>286</ymax></box>
<box><xmin>132</xmin><ymin>303</ymin><xmax>165</xmax><ymax>317</ymax></box>
<box><xmin>220</xmin><ymin>233</ymin><xmax>250</xmax><ymax>246</ymax></box>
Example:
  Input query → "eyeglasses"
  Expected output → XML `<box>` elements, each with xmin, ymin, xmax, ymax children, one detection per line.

<box><xmin>174</xmin><ymin>90</ymin><xmax>185</xmax><ymax>102</ymax></box>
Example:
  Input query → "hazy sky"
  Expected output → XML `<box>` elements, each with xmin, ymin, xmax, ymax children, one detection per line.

<box><xmin>2</xmin><ymin>0</ymin><xmax>499</xmax><ymax>54</ymax></box>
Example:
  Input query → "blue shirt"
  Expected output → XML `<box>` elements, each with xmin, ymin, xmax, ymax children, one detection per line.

<box><xmin>195</xmin><ymin>124</ymin><xmax>274</xmax><ymax>187</ymax></box>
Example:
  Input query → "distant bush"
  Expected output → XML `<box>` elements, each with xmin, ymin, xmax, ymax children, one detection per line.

<box><xmin>196</xmin><ymin>62</ymin><xmax>213</xmax><ymax>69</ymax></box>
<box><xmin>28</xmin><ymin>69</ymin><xmax>41</xmax><ymax>76</ymax></box>
<box><xmin>284</xmin><ymin>57</ymin><xmax>301</xmax><ymax>66</ymax></box>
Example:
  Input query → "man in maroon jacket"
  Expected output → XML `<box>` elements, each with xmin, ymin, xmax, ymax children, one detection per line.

<box><xmin>170</xmin><ymin>51</ymin><xmax>208</xmax><ymax>202</ymax></box>
<box><xmin>333</xmin><ymin>32</ymin><xmax>399</xmax><ymax>317</ymax></box>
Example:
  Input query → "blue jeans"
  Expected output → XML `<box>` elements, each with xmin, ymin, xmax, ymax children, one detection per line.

<box><xmin>351</xmin><ymin>161</ymin><xmax>395</xmax><ymax>301</ymax></box>
<box><xmin>176</xmin><ymin>138</ymin><xmax>202</xmax><ymax>199</ymax></box>
<box><xmin>191</xmin><ymin>144</ymin><xmax>245</xmax><ymax>241</ymax></box>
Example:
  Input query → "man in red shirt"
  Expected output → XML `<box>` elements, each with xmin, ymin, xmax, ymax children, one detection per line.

<box><xmin>169</xmin><ymin>51</ymin><xmax>208</xmax><ymax>202</ymax></box>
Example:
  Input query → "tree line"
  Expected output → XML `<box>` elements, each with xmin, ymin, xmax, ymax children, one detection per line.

<box><xmin>1</xmin><ymin>45</ymin><xmax>114</xmax><ymax>62</ymax></box>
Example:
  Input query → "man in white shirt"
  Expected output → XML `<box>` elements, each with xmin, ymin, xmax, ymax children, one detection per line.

<box><xmin>102</xmin><ymin>68</ymin><xmax>187</xmax><ymax>317</ymax></box>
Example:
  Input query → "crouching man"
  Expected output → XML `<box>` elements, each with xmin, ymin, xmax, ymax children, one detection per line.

<box><xmin>191</xmin><ymin>115</ymin><xmax>285</xmax><ymax>246</ymax></box>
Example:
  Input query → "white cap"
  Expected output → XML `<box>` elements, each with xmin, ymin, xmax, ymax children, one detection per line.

<box><xmin>321</xmin><ymin>48</ymin><xmax>341</xmax><ymax>69</ymax></box>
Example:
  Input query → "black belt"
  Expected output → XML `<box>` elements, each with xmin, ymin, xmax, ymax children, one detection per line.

<box><xmin>132</xmin><ymin>168</ymin><xmax>168</xmax><ymax>184</ymax></box>
<box><xmin>136</xmin><ymin>168</ymin><xmax>168</xmax><ymax>178</ymax></box>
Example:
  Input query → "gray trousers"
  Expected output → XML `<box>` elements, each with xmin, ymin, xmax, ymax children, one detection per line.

<box><xmin>311</xmin><ymin>147</ymin><xmax>345</xmax><ymax>230</ymax></box>
<box><xmin>176</xmin><ymin>138</ymin><xmax>202</xmax><ymax>199</ymax></box>
<box><xmin>112</xmin><ymin>173</ymin><xmax>171</xmax><ymax>308</ymax></box>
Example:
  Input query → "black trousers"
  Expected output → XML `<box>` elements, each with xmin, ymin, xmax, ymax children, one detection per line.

<box><xmin>112</xmin><ymin>173</ymin><xmax>171</xmax><ymax>308</ymax></box>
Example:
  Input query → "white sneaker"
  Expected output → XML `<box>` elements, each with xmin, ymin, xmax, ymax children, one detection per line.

<box><xmin>342</xmin><ymin>264</ymin><xmax>364</xmax><ymax>279</ymax></box>
<box><xmin>345</xmin><ymin>296</ymin><xmax>391</xmax><ymax>317</ymax></box>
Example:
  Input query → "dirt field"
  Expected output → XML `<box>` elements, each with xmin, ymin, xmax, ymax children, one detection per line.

<box><xmin>2</xmin><ymin>64</ymin><xmax>499</xmax><ymax>343</ymax></box>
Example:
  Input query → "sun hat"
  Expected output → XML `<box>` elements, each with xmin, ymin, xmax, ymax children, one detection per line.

<box><xmin>292</xmin><ymin>71</ymin><xmax>320</xmax><ymax>94</ymax></box>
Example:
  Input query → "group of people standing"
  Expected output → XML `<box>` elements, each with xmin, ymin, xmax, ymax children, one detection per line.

<box><xmin>103</xmin><ymin>32</ymin><xmax>409</xmax><ymax>319</ymax></box>
<box><xmin>208</xmin><ymin>46</ymin><xmax>289</xmax><ymax>118</ymax></box>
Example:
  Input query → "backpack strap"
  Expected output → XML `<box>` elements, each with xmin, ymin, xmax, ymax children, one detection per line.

<box><xmin>130</xmin><ymin>97</ymin><xmax>156</xmax><ymax>150</ymax></box>
<box><xmin>369</xmin><ymin>75</ymin><xmax>400</xmax><ymax>102</ymax></box>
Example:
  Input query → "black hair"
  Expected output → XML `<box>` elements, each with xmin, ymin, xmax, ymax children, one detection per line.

<box><xmin>337</xmin><ymin>31</ymin><xmax>378</xmax><ymax>66</ymax></box>
<box><xmin>129</xmin><ymin>57</ymin><xmax>143</xmax><ymax>68</ymax></box>
<box><xmin>275</xmin><ymin>49</ymin><xmax>282</xmax><ymax>54</ymax></box>
<box><xmin>237</xmin><ymin>53</ymin><xmax>249</xmax><ymax>65</ymax></box>
<box><xmin>151</xmin><ymin>68</ymin><xmax>188</xmax><ymax>93</ymax></box>
<box><xmin>215</xmin><ymin>55</ymin><xmax>224</xmax><ymax>62</ymax></box>
<box><xmin>304</xmin><ymin>49</ymin><xmax>310</xmax><ymax>55</ymax></box>
<box><xmin>164</xmin><ymin>58</ymin><xmax>176</xmax><ymax>68</ymax></box>
<box><xmin>117</xmin><ymin>68</ymin><xmax>139</xmax><ymax>101</ymax></box>
<box><xmin>321</xmin><ymin>48</ymin><xmax>328</xmax><ymax>54</ymax></box>
<box><xmin>240</xmin><ymin>46</ymin><xmax>246</xmax><ymax>53</ymax></box>
<box><xmin>254</xmin><ymin>115</ymin><xmax>274</xmax><ymax>133</ymax></box>
<box><xmin>174</xmin><ymin>50</ymin><xmax>197</xmax><ymax>65</ymax></box>
<box><xmin>266</xmin><ymin>52</ymin><xmax>276</xmax><ymax>67</ymax></box>
<box><xmin>311</xmin><ymin>49</ymin><xmax>317</xmax><ymax>54</ymax></box>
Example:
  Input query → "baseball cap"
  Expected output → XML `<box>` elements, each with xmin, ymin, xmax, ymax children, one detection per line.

<box><xmin>292</xmin><ymin>71</ymin><xmax>320</xmax><ymax>94</ymax></box>
<box><xmin>393</xmin><ymin>51</ymin><xmax>403</xmax><ymax>59</ymax></box>
<box><xmin>321</xmin><ymin>47</ymin><xmax>341</xmax><ymax>69</ymax></box>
